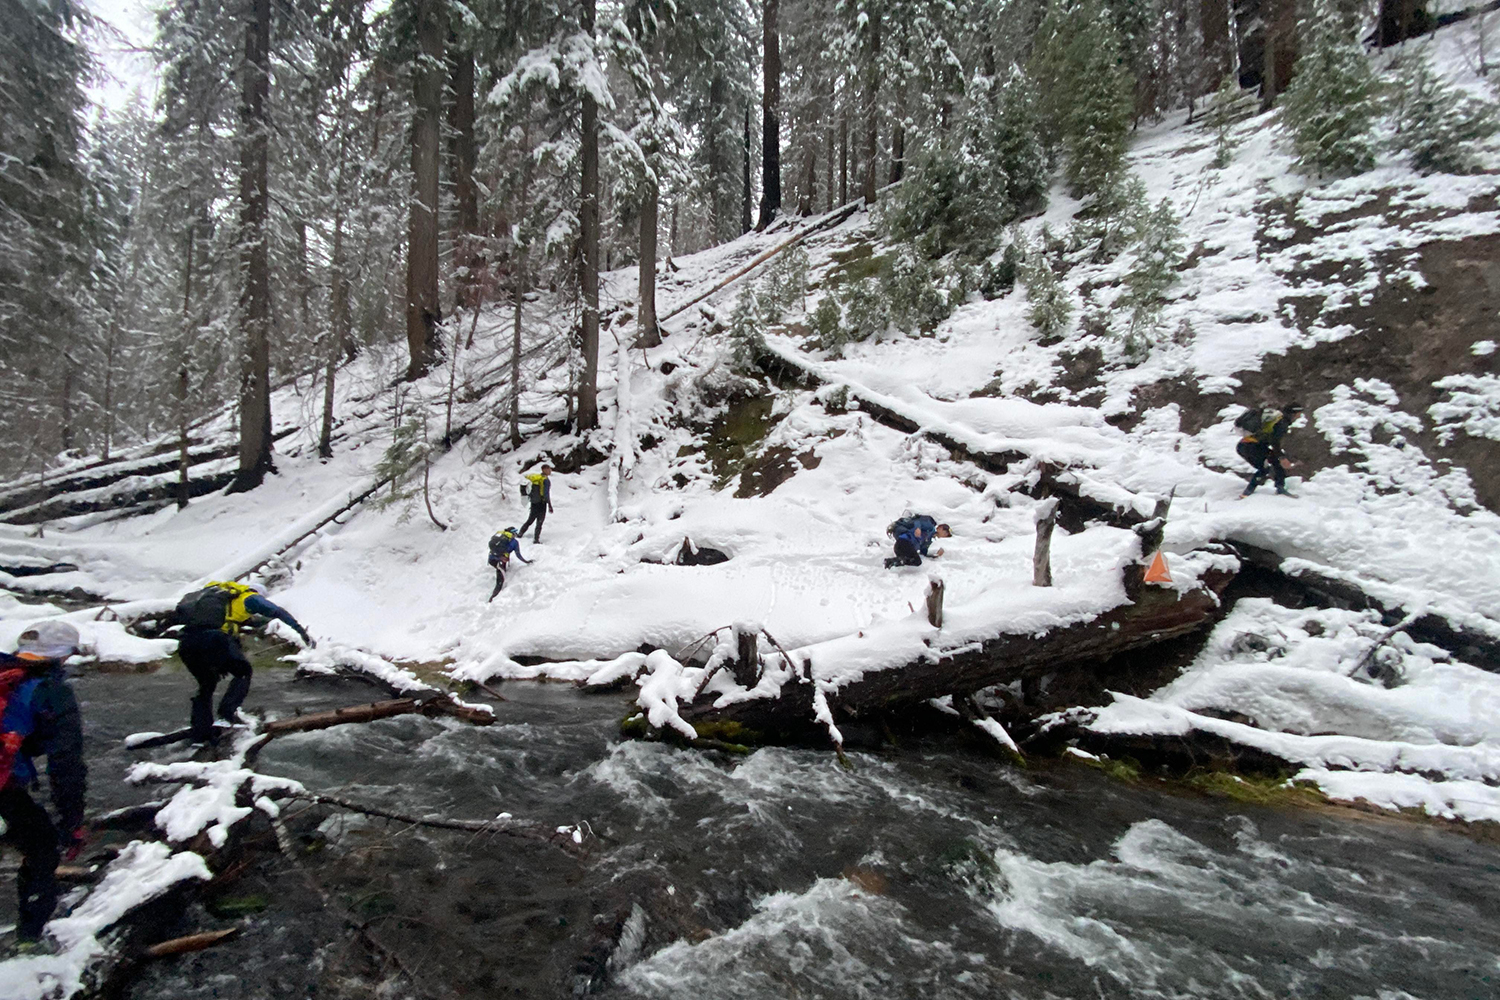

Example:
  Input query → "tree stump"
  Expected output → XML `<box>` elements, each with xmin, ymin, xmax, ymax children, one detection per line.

<box><xmin>925</xmin><ymin>578</ymin><xmax>944</xmax><ymax>628</ymax></box>
<box><xmin>1033</xmin><ymin>499</ymin><xmax>1059</xmax><ymax>587</ymax></box>
<box><xmin>734</xmin><ymin>625</ymin><xmax>761</xmax><ymax>688</ymax></box>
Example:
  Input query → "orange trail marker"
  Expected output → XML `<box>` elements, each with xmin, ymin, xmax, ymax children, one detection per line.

<box><xmin>1144</xmin><ymin>550</ymin><xmax>1172</xmax><ymax>584</ymax></box>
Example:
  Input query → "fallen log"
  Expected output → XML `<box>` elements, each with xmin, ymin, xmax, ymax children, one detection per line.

<box><xmin>1229</xmin><ymin>542</ymin><xmax>1500</xmax><ymax>670</ymax></box>
<box><xmin>144</xmin><ymin>928</ymin><xmax>240</xmax><ymax>959</ymax></box>
<box><xmin>676</xmin><ymin>557</ymin><xmax>1236</xmax><ymax>741</ymax></box>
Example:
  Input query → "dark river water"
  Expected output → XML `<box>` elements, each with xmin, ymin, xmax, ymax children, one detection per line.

<box><xmin>42</xmin><ymin>654</ymin><xmax>1500</xmax><ymax>999</ymax></box>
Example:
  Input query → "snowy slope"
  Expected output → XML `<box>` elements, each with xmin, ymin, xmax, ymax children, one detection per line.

<box><xmin>2</xmin><ymin>18</ymin><xmax>1500</xmax><ymax>834</ymax></box>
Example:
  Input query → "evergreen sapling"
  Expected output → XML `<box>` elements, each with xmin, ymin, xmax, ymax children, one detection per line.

<box><xmin>1279</xmin><ymin>0</ymin><xmax>1382</xmax><ymax>178</ymax></box>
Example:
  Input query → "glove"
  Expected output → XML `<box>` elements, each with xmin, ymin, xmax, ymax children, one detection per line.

<box><xmin>62</xmin><ymin>826</ymin><xmax>88</xmax><ymax>863</ymax></box>
<box><xmin>303</xmin><ymin>635</ymin><xmax>317</xmax><ymax>649</ymax></box>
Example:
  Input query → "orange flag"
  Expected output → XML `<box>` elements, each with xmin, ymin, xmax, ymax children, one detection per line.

<box><xmin>1144</xmin><ymin>550</ymin><xmax>1172</xmax><ymax>584</ymax></box>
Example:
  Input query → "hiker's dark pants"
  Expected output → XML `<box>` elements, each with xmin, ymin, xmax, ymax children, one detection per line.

<box><xmin>177</xmin><ymin>628</ymin><xmax>254</xmax><ymax>739</ymax></box>
<box><xmin>886</xmin><ymin>537</ymin><xmax>923</xmax><ymax>568</ymax></box>
<box><xmin>1237</xmin><ymin>440</ymin><xmax>1285</xmax><ymax>492</ymax></box>
<box><xmin>488</xmin><ymin>560</ymin><xmax>508</xmax><ymax>601</ymax></box>
<box><xmin>0</xmin><ymin>782</ymin><xmax>59</xmax><ymax>941</ymax></box>
<box><xmin>519</xmin><ymin>502</ymin><xmax>547</xmax><ymax>543</ymax></box>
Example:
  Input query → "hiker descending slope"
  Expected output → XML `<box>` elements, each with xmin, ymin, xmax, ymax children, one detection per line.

<box><xmin>519</xmin><ymin>463</ymin><xmax>555</xmax><ymax>543</ymax></box>
<box><xmin>488</xmin><ymin>527</ymin><xmax>532</xmax><ymax>601</ymax></box>
<box><xmin>1236</xmin><ymin>403</ymin><xmax>1304</xmax><ymax>497</ymax></box>
<box><xmin>0</xmin><ymin>622</ymin><xmax>86</xmax><ymax>950</ymax></box>
<box><xmin>884</xmin><ymin>514</ymin><xmax>951</xmax><ymax>569</ymax></box>
<box><xmin>170</xmin><ymin>582</ymin><xmax>314</xmax><ymax>742</ymax></box>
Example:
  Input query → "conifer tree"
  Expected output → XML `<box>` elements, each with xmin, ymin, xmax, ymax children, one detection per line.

<box><xmin>1032</xmin><ymin>0</ymin><xmax>1134</xmax><ymax>199</ymax></box>
<box><xmin>1279</xmin><ymin>0</ymin><xmax>1381</xmax><ymax>178</ymax></box>
<box><xmin>1391</xmin><ymin>56</ymin><xmax>1498</xmax><ymax>175</ymax></box>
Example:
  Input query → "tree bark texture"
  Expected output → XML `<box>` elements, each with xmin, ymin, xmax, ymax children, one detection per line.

<box><xmin>742</xmin><ymin>105</ymin><xmax>753</xmax><ymax>234</ymax></box>
<box><xmin>448</xmin><ymin>41</ymin><xmax>480</xmax><ymax>307</ymax></box>
<box><xmin>638</xmin><ymin>179</ymin><xmax>660</xmax><ymax>348</ymax></box>
<box><xmin>1200</xmin><ymin>0</ymin><xmax>1232</xmax><ymax>85</ymax></box>
<box><xmin>405</xmin><ymin>0</ymin><xmax>444</xmax><ymax>380</ymax></box>
<box><xmin>678</xmin><ymin>562</ymin><xmax>1236</xmax><ymax>737</ymax></box>
<box><xmin>862</xmin><ymin>8</ymin><xmax>880</xmax><ymax>206</ymax></box>
<box><xmin>578</xmin><ymin>0</ymin><xmax>601</xmax><ymax>432</ymax></box>
<box><xmin>839</xmin><ymin>111</ymin><xmax>848</xmax><ymax>205</ymax></box>
<box><xmin>232</xmin><ymin>0</ymin><xmax>273</xmax><ymax>492</ymax></box>
<box><xmin>757</xmin><ymin>0</ymin><xmax>782</xmax><ymax>229</ymax></box>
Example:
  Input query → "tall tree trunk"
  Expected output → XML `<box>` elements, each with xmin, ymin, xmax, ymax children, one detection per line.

<box><xmin>708</xmin><ymin>73</ymin><xmax>725</xmax><ymax>240</ymax></box>
<box><xmin>757</xmin><ymin>0</ymin><xmax>781</xmax><ymax>229</ymax></box>
<box><xmin>510</xmin><ymin>259</ymin><xmax>525</xmax><ymax>448</ymax></box>
<box><xmin>59</xmin><ymin>366</ymin><xmax>73</xmax><ymax>453</ymax></box>
<box><xmin>824</xmin><ymin>82</ymin><xmax>835</xmax><ymax>212</ymax></box>
<box><xmin>741</xmin><ymin>105</ymin><xmax>753</xmax><ymax>234</ymax></box>
<box><xmin>839</xmin><ymin>110</ymin><xmax>848</xmax><ymax>205</ymax></box>
<box><xmin>322</xmin><ymin>121</ymin><xmax>350</xmax><ymax>461</ymax></box>
<box><xmin>1200</xmin><ymin>0</ymin><xmax>1232</xmax><ymax>85</ymax></box>
<box><xmin>577</xmin><ymin>0</ymin><xmax>601</xmax><ymax>432</ymax></box>
<box><xmin>862</xmin><ymin>8</ymin><xmax>880</xmax><ymax>206</ymax></box>
<box><xmin>800</xmin><ymin>143</ymin><xmax>814</xmax><ymax>215</ymax></box>
<box><xmin>179</xmin><ymin>225</ymin><xmax>194</xmax><ymax>507</ymax></box>
<box><xmin>638</xmin><ymin>179</ymin><xmax>660</xmax><ymax>348</ymax></box>
<box><xmin>232</xmin><ymin>0</ymin><xmax>273</xmax><ymax>493</ymax></box>
<box><xmin>405</xmin><ymin>0</ymin><xmax>444</xmax><ymax>380</ymax></box>
<box><xmin>448</xmin><ymin>40</ymin><xmax>479</xmax><ymax>307</ymax></box>
<box><xmin>1260</xmin><ymin>0</ymin><xmax>1279</xmax><ymax>110</ymax></box>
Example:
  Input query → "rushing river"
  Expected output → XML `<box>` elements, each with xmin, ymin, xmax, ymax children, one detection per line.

<box><xmin>61</xmin><ymin>656</ymin><xmax>1500</xmax><ymax>1000</ymax></box>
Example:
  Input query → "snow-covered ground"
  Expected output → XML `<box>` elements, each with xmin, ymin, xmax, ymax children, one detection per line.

<box><xmin>4</xmin><ymin>24</ymin><xmax>1500</xmax><ymax>988</ymax></box>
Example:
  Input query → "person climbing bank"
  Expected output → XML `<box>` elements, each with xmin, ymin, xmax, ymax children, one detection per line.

<box><xmin>519</xmin><ymin>463</ymin><xmax>554</xmax><ymax>544</ymax></box>
<box><xmin>883</xmin><ymin>514</ymin><xmax>951</xmax><ymax>569</ymax></box>
<box><xmin>1</xmin><ymin>621</ymin><xmax>86</xmax><ymax>949</ymax></box>
<box><xmin>487</xmin><ymin>527</ymin><xmax>533</xmax><ymax>601</ymax></box>
<box><xmin>1236</xmin><ymin>402</ymin><xmax>1303</xmax><ymax>497</ymax></box>
<box><xmin>171</xmin><ymin>582</ymin><xmax>314</xmax><ymax>742</ymax></box>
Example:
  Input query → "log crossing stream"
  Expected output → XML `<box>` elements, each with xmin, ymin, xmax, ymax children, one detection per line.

<box><xmin>29</xmin><ymin>655</ymin><xmax>1497</xmax><ymax>999</ymax></box>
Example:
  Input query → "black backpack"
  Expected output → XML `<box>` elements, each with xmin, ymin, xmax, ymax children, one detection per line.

<box><xmin>488</xmin><ymin>530</ymin><xmax>516</xmax><ymax>567</ymax></box>
<box><xmin>1233</xmin><ymin>407</ymin><xmax>1264</xmax><ymax>433</ymax></box>
<box><xmin>173</xmin><ymin>585</ymin><xmax>234</xmax><ymax>631</ymax></box>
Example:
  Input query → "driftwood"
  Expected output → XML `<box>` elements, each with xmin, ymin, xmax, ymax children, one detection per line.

<box><xmin>144</xmin><ymin>928</ymin><xmax>240</xmax><ymax>959</ymax></box>
<box><xmin>278</xmin><ymin>789</ymin><xmax>588</xmax><ymax>855</ymax></box>
<box><xmin>260</xmin><ymin>695</ymin><xmax>493</xmax><ymax>735</ymax></box>
<box><xmin>676</xmin><ymin>558</ymin><xmax>1237</xmax><ymax>740</ymax></box>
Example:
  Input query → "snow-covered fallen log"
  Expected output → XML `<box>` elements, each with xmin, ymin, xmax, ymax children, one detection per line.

<box><xmin>633</xmin><ymin>545</ymin><xmax>1238</xmax><ymax>745</ymax></box>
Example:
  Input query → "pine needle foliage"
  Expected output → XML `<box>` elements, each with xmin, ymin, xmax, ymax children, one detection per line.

<box><xmin>1022</xmin><ymin>239</ymin><xmax>1072</xmax><ymax>343</ymax></box>
<box><xmin>1032</xmin><ymin>0</ymin><xmax>1135</xmax><ymax>199</ymax></box>
<box><xmin>1390</xmin><ymin>56</ymin><xmax>1499</xmax><ymax>174</ymax></box>
<box><xmin>1280</xmin><ymin>0</ymin><xmax>1382</xmax><ymax>178</ymax></box>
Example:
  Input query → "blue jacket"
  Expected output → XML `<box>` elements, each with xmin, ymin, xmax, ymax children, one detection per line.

<box><xmin>911</xmin><ymin>516</ymin><xmax>938</xmax><ymax>555</ymax></box>
<box><xmin>242</xmin><ymin>593</ymin><xmax>310</xmax><ymax>642</ymax></box>
<box><xmin>0</xmin><ymin>654</ymin><xmax>86</xmax><ymax>833</ymax></box>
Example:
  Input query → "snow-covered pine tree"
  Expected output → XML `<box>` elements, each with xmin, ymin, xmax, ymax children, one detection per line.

<box><xmin>1279</xmin><ymin>0</ymin><xmax>1382</xmax><ymax>178</ymax></box>
<box><xmin>992</xmin><ymin>66</ymin><xmax>1049</xmax><ymax>217</ymax></box>
<box><xmin>1032</xmin><ymin>0</ymin><xmax>1134</xmax><ymax>199</ymax></box>
<box><xmin>1206</xmin><ymin>73</ymin><xmax>1257</xmax><ymax>168</ymax></box>
<box><xmin>1023</xmin><ymin>244</ymin><xmax>1072</xmax><ymax>342</ymax></box>
<box><xmin>1391</xmin><ymin>55</ymin><xmax>1499</xmax><ymax>175</ymax></box>
<box><xmin>1119</xmin><ymin>197</ymin><xmax>1185</xmax><ymax>357</ymax></box>
<box><xmin>0</xmin><ymin>0</ymin><xmax>102</xmax><ymax>474</ymax></box>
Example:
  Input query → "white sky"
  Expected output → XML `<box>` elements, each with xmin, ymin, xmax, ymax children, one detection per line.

<box><xmin>83</xmin><ymin>0</ymin><xmax>159</xmax><ymax>112</ymax></box>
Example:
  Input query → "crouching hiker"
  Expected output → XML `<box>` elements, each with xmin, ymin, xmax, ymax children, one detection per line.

<box><xmin>488</xmin><ymin>527</ymin><xmax>532</xmax><ymax>602</ymax></box>
<box><xmin>883</xmin><ymin>514</ymin><xmax>951</xmax><ymax>569</ymax></box>
<box><xmin>1235</xmin><ymin>402</ymin><xmax>1304</xmax><ymax>497</ymax></box>
<box><xmin>1</xmin><ymin>622</ymin><xmax>86</xmax><ymax>950</ymax></box>
<box><xmin>171</xmin><ymin>582</ymin><xmax>314</xmax><ymax>742</ymax></box>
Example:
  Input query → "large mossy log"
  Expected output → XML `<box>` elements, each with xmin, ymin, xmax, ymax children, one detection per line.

<box><xmin>677</xmin><ymin>561</ymin><xmax>1236</xmax><ymax>740</ymax></box>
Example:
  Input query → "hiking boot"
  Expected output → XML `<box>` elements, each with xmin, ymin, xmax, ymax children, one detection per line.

<box><xmin>1275</xmin><ymin>487</ymin><xmax>1297</xmax><ymax>498</ymax></box>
